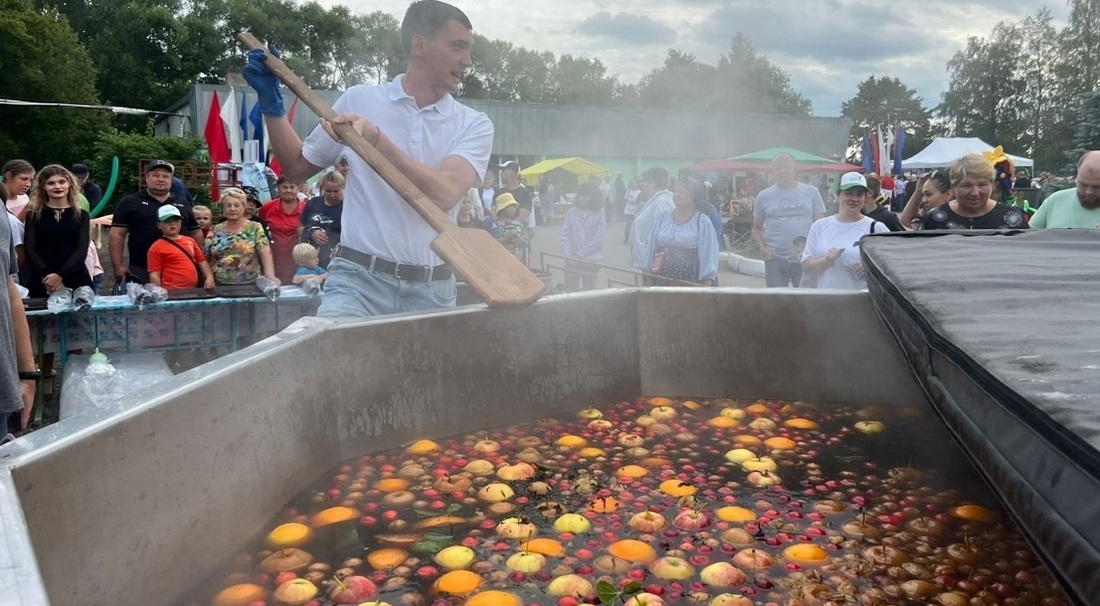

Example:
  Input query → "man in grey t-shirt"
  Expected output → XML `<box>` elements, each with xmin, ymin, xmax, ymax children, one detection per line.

<box><xmin>2</xmin><ymin>211</ymin><xmax>37</xmax><ymax>435</ymax></box>
<box><xmin>752</xmin><ymin>153</ymin><xmax>826</xmax><ymax>287</ymax></box>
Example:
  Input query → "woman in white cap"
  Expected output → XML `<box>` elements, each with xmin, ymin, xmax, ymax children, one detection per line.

<box><xmin>22</xmin><ymin>165</ymin><xmax>93</xmax><ymax>298</ymax></box>
<box><xmin>801</xmin><ymin>172</ymin><xmax>879</xmax><ymax>291</ymax></box>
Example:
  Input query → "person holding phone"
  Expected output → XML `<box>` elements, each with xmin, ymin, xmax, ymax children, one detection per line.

<box><xmin>802</xmin><ymin>172</ymin><xmax>878</xmax><ymax>291</ymax></box>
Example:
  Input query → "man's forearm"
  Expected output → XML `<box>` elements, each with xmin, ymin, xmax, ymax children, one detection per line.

<box><xmin>751</xmin><ymin>228</ymin><xmax>767</xmax><ymax>251</ymax></box>
<box><xmin>108</xmin><ymin>230</ymin><xmax>126</xmax><ymax>275</ymax></box>
<box><xmin>265</xmin><ymin>116</ymin><xmax>317</xmax><ymax>182</ymax></box>
<box><xmin>374</xmin><ymin>133</ymin><xmax>470</xmax><ymax>212</ymax></box>
<box><xmin>8</xmin><ymin>279</ymin><xmax>35</xmax><ymax>373</ymax></box>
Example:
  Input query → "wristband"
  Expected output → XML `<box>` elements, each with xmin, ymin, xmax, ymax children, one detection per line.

<box><xmin>19</xmin><ymin>371</ymin><xmax>41</xmax><ymax>381</ymax></box>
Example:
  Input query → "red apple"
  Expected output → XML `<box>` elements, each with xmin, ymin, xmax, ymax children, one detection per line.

<box><xmin>328</xmin><ymin>575</ymin><xmax>377</xmax><ymax>604</ymax></box>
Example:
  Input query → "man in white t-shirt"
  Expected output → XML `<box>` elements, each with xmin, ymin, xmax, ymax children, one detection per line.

<box><xmin>245</xmin><ymin>0</ymin><xmax>493</xmax><ymax>317</ymax></box>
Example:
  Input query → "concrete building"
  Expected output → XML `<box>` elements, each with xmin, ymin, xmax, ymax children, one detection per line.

<box><xmin>157</xmin><ymin>83</ymin><xmax>851</xmax><ymax>180</ymax></box>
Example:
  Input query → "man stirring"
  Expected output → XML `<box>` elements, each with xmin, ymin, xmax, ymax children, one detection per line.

<box><xmin>244</xmin><ymin>0</ymin><xmax>493</xmax><ymax>316</ymax></box>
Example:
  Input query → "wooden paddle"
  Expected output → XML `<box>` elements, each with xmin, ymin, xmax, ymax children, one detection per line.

<box><xmin>238</xmin><ymin>32</ymin><xmax>546</xmax><ymax>308</ymax></box>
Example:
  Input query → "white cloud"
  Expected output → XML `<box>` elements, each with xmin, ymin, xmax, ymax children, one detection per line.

<box><xmin>313</xmin><ymin>0</ymin><xmax>1070</xmax><ymax>116</ymax></box>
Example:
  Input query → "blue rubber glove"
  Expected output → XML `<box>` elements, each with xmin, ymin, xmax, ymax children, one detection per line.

<box><xmin>243</xmin><ymin>44</ymin><xmax>286</xmax><ymax>117</ymax></box>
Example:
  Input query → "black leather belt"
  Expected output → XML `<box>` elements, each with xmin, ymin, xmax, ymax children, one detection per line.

<box><xmin>334</xmin><ymin>245</ymin><xmax>452</xmax><ymax>282</ymax></box>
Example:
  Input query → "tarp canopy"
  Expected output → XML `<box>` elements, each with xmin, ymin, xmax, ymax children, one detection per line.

<box><xmin>902</xmin><ymin>137</ymin><xmax>1033</xmax><ymax>169</ymax></box>
<box><xmin>520</xmin><ymin>157</ymin><xmax>610</xmax><ymax>184</ymax></box>
<box><xmin>682</xmin><ymin>157</ymin><xmax>863</xmax><ymax>174</ymax></box>
<box><xmin>731</xmin><ymin>147</ymin><xmax>838</xmax><ymax>165</ymax></box>
<box><xmin>681</xmin><ymin>159</ymin><xmax>772</xmax><ymax>173</ymax></box>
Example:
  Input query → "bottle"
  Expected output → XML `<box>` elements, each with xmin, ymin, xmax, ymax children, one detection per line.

<box><xmin>255</xmin><ymin>276</ymin><xmax>281</xmax><ymax>301</ymax></box>
<box><xmin>46</xmin><ymin>288</ymin><xmax>73</xmax><ymax>314</ymax></box>
<box><xmin>73</xmin><ymin>285</ymin><xmax>97</xmax><ymax>311</ymax></box>
<box><xmin>300</xmin><ymin>277</ymin><xmax>321</xmax><ymax>298</ymax></box>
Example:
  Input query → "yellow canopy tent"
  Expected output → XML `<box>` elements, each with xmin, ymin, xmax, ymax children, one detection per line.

<box><xmin>520</xmin><ymin>157</ymin><xmax>611</xmax><ymax>185</ymax></box>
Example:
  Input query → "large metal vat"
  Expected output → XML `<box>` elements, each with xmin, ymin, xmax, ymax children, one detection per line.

<box><xmin>0</xmin><ymin>289</ymin><xmax>937</xmax><ymax>605</ymax></box>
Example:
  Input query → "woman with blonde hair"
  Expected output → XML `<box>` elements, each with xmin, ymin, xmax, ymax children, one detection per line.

<box><xmin>203</xmin><ymin>188</ymin><xmax>279</xmax><ymax>285</ymax></box>
<box><xmin>23</xmin><ymin>165</ymin><xmax>92</xmax><ymax>297</ymax></box>
<box><xmin>921</xmin><ymin>154</ymin><xmax>1029</xmax><ymax>230</ymax></box>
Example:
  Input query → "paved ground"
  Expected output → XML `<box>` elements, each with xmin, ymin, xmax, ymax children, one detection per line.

<box><xmin>527</xmin><ymin>216</ymin><xmax>765</xmax><ymax>289</ymax></box>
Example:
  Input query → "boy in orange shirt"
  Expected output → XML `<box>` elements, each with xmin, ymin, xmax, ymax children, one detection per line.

<box><xmin>147</xmin><ymin>205</ymin><xmax>214</xmax><ymax>290</ymax></box>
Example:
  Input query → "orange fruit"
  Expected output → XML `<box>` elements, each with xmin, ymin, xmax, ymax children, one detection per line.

<box><xmin>659</xmin><ymin>479</ymin><xmax>697</xmax><ymax>497</ymax></box>
<box><xmin>764</xmin><ymin>437</ymin><xmax>797</xmax><ymax>450</ymax></box>
<box><xmin>607</xmin><ymin>539</ymin><xmax>657</xmax><ymax>563</ymax></box>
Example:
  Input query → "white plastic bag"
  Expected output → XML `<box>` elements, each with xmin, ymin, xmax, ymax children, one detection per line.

<box><xmin>60</xmin><ymin>351</ymin><xmax>175</xmax><ymax>420</ymax></box>
<box><xmin>255</xmin><ymin>276</ymin><xmax>281</xmax><ymax>301</ymax></box>
<box><xmin>47</xmin><ymin>288</ymin><xmax>73</xmax><ymax>314</ymax></box>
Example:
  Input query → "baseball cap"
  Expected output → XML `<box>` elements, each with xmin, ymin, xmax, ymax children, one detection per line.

<box><xmin>157</xmin><ymin>205</ymin><xmax>183</xmax><ymax>221</ymax></box>
<box><xmin>498</xmin><ymin>160</ymin><xmax>521</xmax><ymax>173</ymax></box>
<box><xmin>838</xmin><ymin>172</ymin><xmax>868</xmax><ymax>191</ymax></box>
<box><xmin>70</xmin><ymin>163</ymin><xmax>89</xmax><ymax>176</ymax></box>
<box><xmin>147</xmin><ymin>159</ymin><xmax>175</xmax><ymax>173</ymax></box>
<box><xmin>493</xmin><ymin>192</ymin><xmax>519</xmax><ymax>213</ymax></box>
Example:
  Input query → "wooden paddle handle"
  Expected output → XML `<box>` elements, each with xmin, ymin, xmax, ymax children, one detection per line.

<box><xmin>238</xmin><ymin>32</ymin><xmax>451</xmax><ymax>233</ymax></box>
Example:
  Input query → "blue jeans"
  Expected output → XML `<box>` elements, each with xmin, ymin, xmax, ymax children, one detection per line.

<box><xmin>317</xmin><ymin>256</ymin><xmax>456</xmax><ymax>317</ymax></box>
<box><xmin>764</xmin><ymin>258</ymin><xmax>803</xmax><ymax>288</ymax></box>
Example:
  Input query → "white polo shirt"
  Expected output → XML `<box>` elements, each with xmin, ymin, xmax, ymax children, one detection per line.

<box><xmin>302</xmin><ymin>75</ymin><xmax>493</xmax><ymax>266</ymax></box>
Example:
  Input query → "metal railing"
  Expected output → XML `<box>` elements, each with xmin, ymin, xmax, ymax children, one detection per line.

<box><xmin>537</xmin><ymin>251</ymin><xmax>702</xmax><ymax>289</ymax></box>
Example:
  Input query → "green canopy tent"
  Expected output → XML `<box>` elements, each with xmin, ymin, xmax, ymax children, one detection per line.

<box><xmin>731</xmin><ymin>147</ymin><xmax>837</xmax><ymax>165</ymax></box>
<box><xmin>519</xmin><ymin>157</ymin><xmax>611</xmax><ymax>186</ymax></box>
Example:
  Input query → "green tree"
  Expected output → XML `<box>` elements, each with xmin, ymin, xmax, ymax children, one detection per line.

<box><xmin>90</xmin><ymin>128</ymin><xmax>205</xmax><ymax>214</ymax></box>
<box><xmin>841</xmin><ymin>76</ymin><xmax>935</xmax><ymax>164</ymax></box>
<box><xmin>938</xmin><ymin>22</ymin><xmax>1029</xmax><ymax>151</ymax></box>
<box><xmin>636</xmin><ymin>50</ymin><xmax>717</xmax><ymax>110</ymax></box>
<box><xmin>1065</xmin><ymin>92</ymin><xmax>1100</xmax><ymax>169</ymax></box>
<box><xmin>714</xmin><ymin>34</ymin><xmax>812</xmax><ymax>115</ymax></box>
<box><xmin>0</xmin><ymin>0</ymin><xmax>110</xmax><ymax>166</ymax></box>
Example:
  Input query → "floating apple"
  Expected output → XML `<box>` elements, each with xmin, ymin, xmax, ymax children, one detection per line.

<box><xmin>477</xmin><ymin>483</ymin><xmax>514</xmax><ymax>503</ymax></box>
<box><xmin>273</xmin><ymin>578</ymin><xmax>318</xmax><ymax>605</ymax></box>
<box><xmin>505</xmin><ymin>551</ymin><xmax>546</xmax><ymax>573</ymax></box>
<box><xmin>553</xmin><ymin>513</ymin><xmax>591</xmax><ymax>534</ymax></box>
<box><xmin>434</xmin><ymin>545</ymin><xmax>476</xmax><ymax>570</ymax></box>
<box><xmin>700</xmin><ymin>562</ymin><xmax>748</xmax><ymax>587</ymax></box>
<box><xmin>499</xmin><ymin>516</ymin><xmax>536</xmax><ymax>541</ymax></box>
<box><xmin>748</xmin><ymin>418</ymin><xmax>777</xmax><ymax>430</ymax></box>
<box><xmin>710</xmin><ymin>594</ymin><xmax>754</xmax><ymax>606</ymax></box>
<box><xmin>650</xmin><ymin>406</ymin><xmax>677</xmax><ymax>421</ymax></box>
<box><xmin>625</xmin><ymin>593</ymin><xmax>667</xmax><ymax>606</ymax></box>
<box><xmin>724</xmin><ymin>448</ymin><xmax>756</xmax><ymax>464</ymax></box>
<box><xmin>854</xmin><ymin>421</ymin><xmax>885</xmax><ymax>434</ymax></box>
<box><xmin>628</xmin><ymin>511</ymin><xmax>668</xmax><ymax>533</ymax></box>
<box><xmin>496</xmin><ymin>462</ymin><xmax>536</xmax><ymax>481</ymax></box>
<box><xmin>578</xmin><ymin>408</ymin><xmax>604</xmax><ymax>419</ymax></box>
<box><xmin>673</xmin><ymin>509</ymin><xmax>711</xmax><ymax>531</ymax></box>
<box><xmin>547</xmin><ymin>574</ymin><xmax>593</xmax><ymax>598</ymax></box>
<box><xmin>732</xmin><ymin>548</ymin><xmax>775</xmax><ymax>570</ymax></box>
<box><xmin>741</xmin><ymin>457</ymin><xmax>777</xmax><ymax>472</ymax></box>
<box><xmin>211</xmin><ymin>584</ymin><xmax>267</xmax><ymax>606</ymax></box>
<box><xmin>649</xmin><ymin>556</ymin><xmax>695</xmax><ymax>580</ymax></box>
<box><xmin>719</xmin><ymin>407</ymin><xmax>745</xmax><ymax>420</ymax></box>
<box><xmin>328</xmin><ymin>575</ymin><xmax>377</xmax><ymax>604</ymax></box>
<box><xmin>259</xmin><ymin>548</ymin><xmax>312</xmax><ymax>573</ymax></box>
<box><xmin>463</xmin><ymin>460</ymin><xmax>495</xmax><ymax>476</ymax></box>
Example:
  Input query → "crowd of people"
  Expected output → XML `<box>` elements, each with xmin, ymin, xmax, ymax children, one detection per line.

<box><xmin>5</xmin><ymin>0</ymin><xmax>1100</xmax><ymax>436</ymax></box>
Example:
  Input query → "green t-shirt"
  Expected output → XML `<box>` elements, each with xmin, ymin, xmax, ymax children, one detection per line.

<box><xmin>1030</xmin><ymin>188</ymin><xmax>1100</xmax><ymax>228</ymax></box>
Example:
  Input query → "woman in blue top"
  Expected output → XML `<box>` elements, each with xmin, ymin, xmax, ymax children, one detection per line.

<box><xmin>643</xmin><ymin>176</ymin><xmax>719</xmax><ymax>286</ymax></box>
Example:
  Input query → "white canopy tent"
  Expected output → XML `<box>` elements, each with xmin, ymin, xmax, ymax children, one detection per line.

<box><xmin>902</xmin><ymin>137</ymin><xmax>1033</xmax><ymax>170</ymax></box>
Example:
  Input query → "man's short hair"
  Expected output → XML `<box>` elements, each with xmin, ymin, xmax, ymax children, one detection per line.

<box><xmin>401</xmin><ymin>0</ymin><xmax>472</xmax><ymax>56</ymax></box>
<box><xmin>643</xmin><ymin>166</ymin><xmax>669</xmax><ymax>188</ymax></box>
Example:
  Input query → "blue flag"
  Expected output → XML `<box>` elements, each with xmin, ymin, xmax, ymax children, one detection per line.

<box><xmin>239</xmin><ymin>94</ymin><xmax>249</xmax><ymax>141</ymax></box>
<box><xmin>861</xmin><ymin>130</ymin><xmax>875</xmax><ymax>173</ymax></box>
<box><xmin>892</xmin><ymin>127</ymin><xmax>907</xmax><ymax>176</ymax></box>
<box><xmin>249</xmin><ymin>101</ymin><xmax>264</xmax><ymax>155</ymax></box>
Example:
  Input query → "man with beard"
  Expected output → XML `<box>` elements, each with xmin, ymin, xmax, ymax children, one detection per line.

<box><xmin>245</xmin><ymin>0</ymin><xmax>492</xmax><ymax>316</ymax></box>
<box><xmin>300</xmin><ymin>171</ymin><xmax>344</xmax><ymax>269</ymax></box>
<box><xmin>1029</xmin><ymin>151</ymin><xmax>1100</xmax><ymax>228</ymax></box>
<box><xmin>752</xmin><ymin>153</ymin><xmax>826</xmax><ymax>287</ymax></box>
<box><xmin>109</xmin><ymin>160</ymin><xmax>203</xmax><ymax>284</ymax></box>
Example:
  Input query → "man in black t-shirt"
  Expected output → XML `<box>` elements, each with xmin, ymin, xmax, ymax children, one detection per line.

<box><xmin>299</xmin><ymin>171</ymin><xmax>344</xmax><ymax>268</ymax></box>
<box><xmin>497</xmin><ymin>161</ymin><xmax>533</xmax><ymax>225</ymax></box>
<box><xmin>109</xmin><ymin>160</ymin><xmax>203</xmax><ymax>284</ymax></box>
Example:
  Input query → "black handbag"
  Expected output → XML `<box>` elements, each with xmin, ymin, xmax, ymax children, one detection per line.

<box><xmin>159</xmin><ymin>237</ymin><xmax>204</xmax><ymax>287</ymax></box>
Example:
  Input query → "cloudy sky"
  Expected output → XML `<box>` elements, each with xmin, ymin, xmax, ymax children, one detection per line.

<box><xmin>325</xmin><ymin>0</ymin><xmax>1068</xmax><ymax>117</ymax></box>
